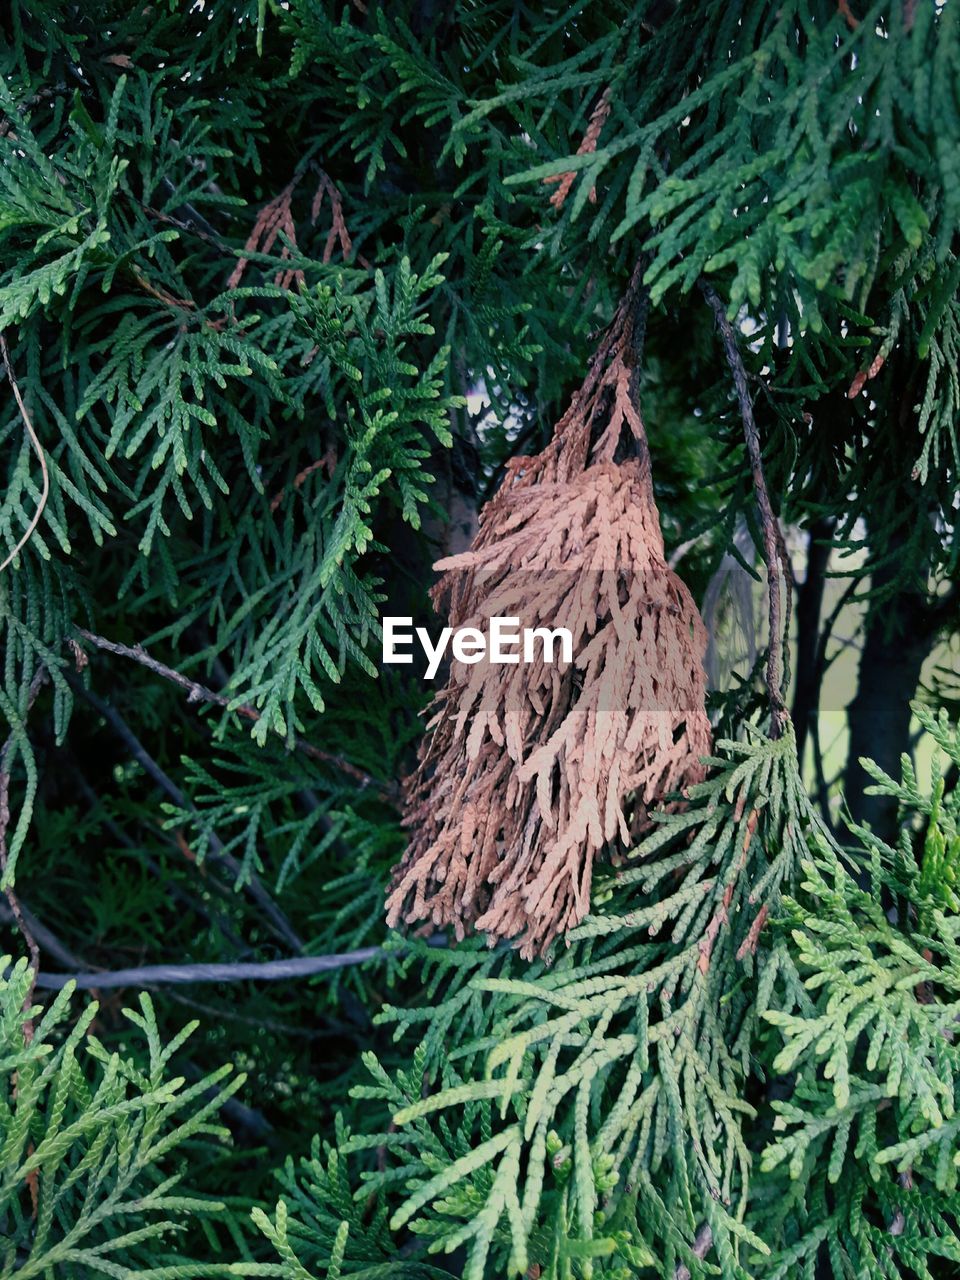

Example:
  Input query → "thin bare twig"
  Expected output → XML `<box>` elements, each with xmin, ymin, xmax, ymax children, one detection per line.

<box><xmin>73</xmin><ymin>628</ymin><xmax>397</xmax><ymax>800</ymax></box>
<box><xmin>0</xmin><ymin>898</ymin><xmax>85</xmax><ymax>971</ymax></box>
<box><xmin>1</xmin><ymin>335</ymin><xmax>50</xmax><ymax>574</ymax></box>
<box><xmin>701</xmin><ymin>283</ymin><xmax>791</xmax><ymax>738</ymax></box>
<box><xmin>26</xmin><ymin>949</ymin><xmax>385</xmax><ymax>991</ymax></box>
<box><xmin>0</xmin><ymin>903</ymin><xmax>296</xmax><ymax>1144</ymax></box>
<box><xmin>71</xmin><ymin>679</ymin><xmax>305</xmax><ymax>955</ymax></box>
<box><xmin>0</xmin><ymin>896</ymin><xmax>369</xmax><ymax>1051</ymax></box>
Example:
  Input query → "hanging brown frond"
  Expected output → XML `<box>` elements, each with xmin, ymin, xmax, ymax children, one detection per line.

<box><xmin>387</xmin><ymin>263</ymin><xmax>711</xmax><ymax>958</ymax></box>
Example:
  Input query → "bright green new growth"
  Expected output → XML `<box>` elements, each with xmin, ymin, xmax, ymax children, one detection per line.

<box><xmin>0</xmin><ymin>964</ymin><xmax>246</xmax><ymax>1277</ymax></box>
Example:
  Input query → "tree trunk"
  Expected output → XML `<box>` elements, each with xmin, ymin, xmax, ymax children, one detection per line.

<box><xmin>792</xmin><ymin>518</ymin><xmax>833</xmax><ymax>767</ymax></box>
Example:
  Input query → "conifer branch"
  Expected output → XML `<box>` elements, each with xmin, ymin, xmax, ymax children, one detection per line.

<box><xmin>700</xmin><ymin>282</ymin><xmax>791</xmax><ymax>738</ymax></box>
<box><xmin>73</xmin><ymin>628</ymin><xmax>397</xmax><ymax>800</ymax></box>
<box><xmin>0</xmin><ymin>895</ymin><xmax>389</xmax><ymax>1007</ymax></box>
<box><xmin>0</xmin><ymin>334</ymin><xmax>49</xmax><ymax>574</ymax></box>
<box><xmin>0</xmin><ymin>668</ymin><xmax>47</xmax><ymax>1021</ymax></box>
<box><xmin>66</xmin><ymin>755</ymin><xmax>250</xmax><ymax>950</ymax></box>
<box><xmin>543</xmin><ymin>85</ymin><xmax>612</xmax><ymax>210</ymax></box>
<box><xmin>71</xmin><ymin>678</ymin><xmax>306</xmax><ymax>955</ymax></box>
<box><xmin>1</xmin><ymin>9</ymin><xmax>957</xmax><ymax>1274</ymax></box>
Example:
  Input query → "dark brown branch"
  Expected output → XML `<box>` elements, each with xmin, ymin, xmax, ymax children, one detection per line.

<box><xmin>71</xmin><ymin>679</ymin><xmax>305</xmax><ymax>955</ymax></box>
<box><xmin>701</xmin><ymin>283</ymin><xmax>791</xmax><ymax>738</ymax></box>
<box><xmin>73</xmin><ymin>628</ymin><xmax>397</xmax><ymax>801</ymax></box>
<box><xmin>792</xmin><ymin>518</ymin><xmax>834</xmax><ymax>761</ymax></box>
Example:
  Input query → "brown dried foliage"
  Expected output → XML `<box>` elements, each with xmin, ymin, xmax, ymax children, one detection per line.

<box><xmin>312</xmin><ymin>172</ymin><xmax>354</xmax><ymax>265</ymax></box>
<box><xmin>228</xmin><ymin>169</ymin><xmax>354</xmax><ymax>292</ymax></box>
<box><xmin>543</xmin><ymin>86</ymin><xmax>612</xmax><ymax>211</ymax></box>
<box><xmin>846</xmin><ymin>349</ymin><xmax>886</xmax><ymax>399</ymax></box>
<box><xmin>387</xmin><ymin>266</ymin><xmax>712</xmax><ymax>958</ymax></box>
<box><xmin>228</xmin><ymin>178</ymin><xmax>303</xmax><ymax>292</ymax></box>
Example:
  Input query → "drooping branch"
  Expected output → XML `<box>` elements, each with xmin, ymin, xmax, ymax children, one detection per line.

<box><xmin>701</xmin><ymin>282</ymin><xmax>792</xmax><ymax>738</ymax></box>
<box><xmin>792</xmin><ymin>516</ymin><xmax>834</xmax><ymax>762</ymax></box>
<box><xmin>73</xmin><ymin>628</ymin><xmax>397</xmax><ymax>801</ymax></box>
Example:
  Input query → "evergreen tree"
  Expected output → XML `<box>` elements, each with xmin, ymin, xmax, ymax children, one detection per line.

<box><xmin>1</xmin><ymin>2</ymin><xmax>959</xmax><ymax>1277</ymax></box>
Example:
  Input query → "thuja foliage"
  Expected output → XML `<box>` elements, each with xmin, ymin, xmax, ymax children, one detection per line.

<box><xmin>252</xmin><ymin>714</ymin><xmax>960</xmax><ymax>1279</ymax></box>
<box><xmin>0</xmin><ymin>966</ymin><xmax>247</xmax><ymax>1277</ymax></box>
<box><xmin>1</xmin><ymin>2</ymin><xmax>959</xmax><ymax>1278</ymax></box>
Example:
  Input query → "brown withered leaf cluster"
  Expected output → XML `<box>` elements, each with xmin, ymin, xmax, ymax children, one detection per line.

<box><xmin>228</xmin><ymin>168</ymin><xmax>355</xmax><ymax>293</ymax></box>
<box><xmin>543</xmin><ymin>85</ymin><xmax>612</xmax><ymax>210</ymax></box>
<box><xmin>386</xmin><ymin>267</ymin><xmax>712</xmax><ymax>958</ymax></box>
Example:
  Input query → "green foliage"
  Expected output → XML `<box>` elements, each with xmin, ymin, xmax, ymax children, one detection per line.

<box><xmin>250</xmin><ymin>730</ymin><xmax>810</xmax><ymax>1278</ymax></box>
<box><xmin>0</xmin><ymin>45</ymin><xmax>475</xmax><ymax>743</ymax></box>
<box><xmin>1</xmin><ymin>3</ymin><xmax>959</xmax><ymax>1279</ymax></box>
<box><xmin>756</xmin><ymin>703</ymin><xmax>960</xmax><ymax>1277</ymax></box>
<box><xmin>249</xmin><ymin>714</ymin><xmax>960</xmax><ymax>1279</ymax></box>
<box><xmin>0</xmin><ymin>962</ymin><xmax>245</xmax><ymax>1277</ymax></box>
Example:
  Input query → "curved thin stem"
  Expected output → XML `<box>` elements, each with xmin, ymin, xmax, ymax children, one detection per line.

<box><xmin>700</xmin><ymin>283</ymin><xmax>791</xmax><ymax>738</ymax></box>
<box><xmin>0</xmin><ymin>334</ymin><xmax>49</xmax><ymax>575</ymax></box>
